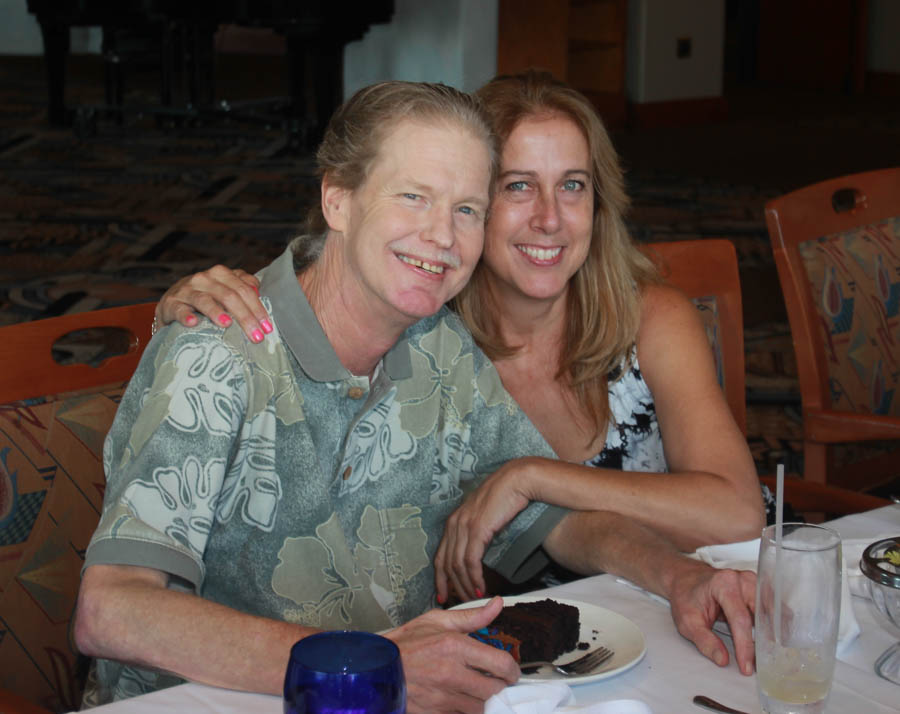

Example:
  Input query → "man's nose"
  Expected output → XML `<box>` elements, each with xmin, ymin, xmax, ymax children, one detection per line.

<box><xmin>423</xmin><ymin>207</ymin><xmax>455</xmax><ymax>248</ymax></box>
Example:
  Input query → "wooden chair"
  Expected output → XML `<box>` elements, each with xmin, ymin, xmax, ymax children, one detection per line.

<box><xmin>765</xmin><ymin>167</ymin><xmax>900</xmax><ymax>491</ymax></box>
<box><xmin>643</xmin><ymin>239</ymin><xmax>747</xmax><ymax>434</ymax></box>
<box><xmin>643</xmin><ymin>239</ymin><xmax>889</xmax><ymax>518</ymax></box>
<box><xmin>0</xmin><ymin>303</ymin><xmax>156</xmax><ymax>712</ymax></box>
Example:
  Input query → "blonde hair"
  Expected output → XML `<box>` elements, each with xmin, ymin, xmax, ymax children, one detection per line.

<box><xmin>307</xmin><ymin>80</ymin><xmax>497</xmax><ymax>235</ymax></box>
<box><xmin>452</xmin><ymin>70</ymin><xmax>659</xmax><ymax>438</ymax></box>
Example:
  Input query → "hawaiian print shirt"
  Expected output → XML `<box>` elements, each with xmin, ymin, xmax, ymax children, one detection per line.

<box><xmin>82</xmin><ymin>240</ymin><xmax>563</xmax><ymax>705</ymax></box>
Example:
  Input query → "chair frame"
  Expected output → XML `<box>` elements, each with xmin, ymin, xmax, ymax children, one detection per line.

<box><xmin>643</xmin><ymin>239</ymin><xmax>746</xmax><ymax>433</ymax></box>
<box><xmin>645</xmin><ymin>238</ymin><xmax>889</xmax><ymax>516</ymax></box>
<box><xmin>0</xmin><ymin>303</ymin><xmax>156</xmax><ymax>403</ymax></box>
<box><xmin>0</xmin><ymin>302</ymin><xmax>156</xmax><ymax>712</ymax></box>
<box><xmin>765</xmin><ymin>167</ymin><xmax>900</xmax><ymax>489</ymax></box>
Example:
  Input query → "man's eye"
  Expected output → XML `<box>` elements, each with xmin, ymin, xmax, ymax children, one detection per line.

<box><xmin>506</xmin><ymin>181</ymin><xmax>528</xmax><ymax>192</ymax></box>
<box><xmin>402</xmin><ymin>193</ymin><xmax>420</xmax><ymax>201</ymax></box>
<box><xmin>562</xmin><ymin>179</ymin><xmax>585</xmax><ymax>191</ymax></box>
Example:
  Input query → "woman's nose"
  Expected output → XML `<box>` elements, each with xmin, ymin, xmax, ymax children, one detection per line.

<box><xmin>530</xmin><ymin>193</ymin><xmax>561</xmax><ymax>233</ymax></box>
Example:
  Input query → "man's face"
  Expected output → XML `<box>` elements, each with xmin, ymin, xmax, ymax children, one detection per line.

<box><xmin>331</xmin><ymin>119</ymin><xmax>491</xmax><ymax>325</ymax></box>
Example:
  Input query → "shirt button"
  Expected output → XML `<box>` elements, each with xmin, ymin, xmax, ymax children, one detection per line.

<box><xmin>347</xmin><ymin>386</ymin><xmax>365</xmax><ymax>399</ymax></box>
<box><xmin>342</xmin><ymin>466</ymin><xmax>352</xmax><ymax>480</ymax></box>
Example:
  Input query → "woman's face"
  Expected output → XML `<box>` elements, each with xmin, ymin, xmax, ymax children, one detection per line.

<box><xmin>482</xmin><ymin>113</ymin><xmax>594</xmax><ymax>306</ymax></box>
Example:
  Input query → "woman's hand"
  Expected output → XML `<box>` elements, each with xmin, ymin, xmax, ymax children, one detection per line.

<box><xmin>434</xmin><ymin>459</ymin><xmax>538</xmax><ymax>604</ymax></box>
<box><xmin>155</xmin><ymin>265</ymin><xmax>272</xmax><ymax>343</ymax></box>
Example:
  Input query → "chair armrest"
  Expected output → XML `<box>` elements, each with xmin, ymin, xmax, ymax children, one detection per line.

<box><xmin>0</xmin><ymin>689</ymin><xmax>54</xmax><ymax>714</ymax></box>
<box><xmin>759</xmin><ymin>475</ymin><xmax>890</xmax><ymax>515</ymax></box>
<box><xmin>804</xmin><ymin>409</ymin><xmax>900</xmax><ymax>443</ymax></box>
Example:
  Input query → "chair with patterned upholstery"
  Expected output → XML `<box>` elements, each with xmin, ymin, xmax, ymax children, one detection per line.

<box><xmin>0</xmin><ymin>303</ymin><xmax>155</xmax><ymax>712</ymax></box>
<box><xmin>766</xmin><ymin>167</ymin><xmax>900</xmax><ymax>491</ymax></box>
<box><xmin>644</xmin><ymin>238</ymin><xmax>890</xmax><ymax>517</ymax></box>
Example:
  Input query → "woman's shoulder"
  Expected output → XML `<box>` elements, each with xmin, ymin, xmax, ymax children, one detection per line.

<box><xmin>638</xmin><ymin>283</ymin><xmax>700</xmax><ymax>336</ymax></box>
<box><xmin>635</xmin><ymin>281</ymin><xmax>717</xmax><ymax>387</ymax></box>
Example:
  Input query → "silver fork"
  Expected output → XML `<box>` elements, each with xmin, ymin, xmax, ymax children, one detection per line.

<box><xmin>519</xmin><ymin>645</ymin><xmax>614</xmax><ymax>676</ymax></box>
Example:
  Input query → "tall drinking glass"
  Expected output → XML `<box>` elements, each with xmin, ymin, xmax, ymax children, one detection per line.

<box><xmin>283</xmin><ymin>631</ymin><xmax>406</xmax><ymax>714</ymax></box>
<box><xmin>755</xmin><ymin>523</ymin><xmax>842</xmax><ymax>714</ymax></box>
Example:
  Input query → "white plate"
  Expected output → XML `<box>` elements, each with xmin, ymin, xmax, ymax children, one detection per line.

<box><xmin>454</xmin><ymin>595</ymin><xmax>646</xmax><ymax>685</ymax></box>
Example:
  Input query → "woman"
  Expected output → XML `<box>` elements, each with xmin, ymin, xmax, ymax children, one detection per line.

<box><xmin>156</xmin><ymin>71</ymin><xmax>765</xmax><ymax>603</ymax></box>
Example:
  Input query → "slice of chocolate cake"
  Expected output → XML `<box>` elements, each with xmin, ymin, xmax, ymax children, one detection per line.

<box><xmin>470</xmin><ymin>598</ymin><xmax>580</xmax><ymax>663</ymax></box>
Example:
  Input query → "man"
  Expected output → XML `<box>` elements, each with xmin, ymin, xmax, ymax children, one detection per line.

<box><xmin>76</xmin><ymin>81</ymin><xmax>754</xmax><ymax>714</ymax></box>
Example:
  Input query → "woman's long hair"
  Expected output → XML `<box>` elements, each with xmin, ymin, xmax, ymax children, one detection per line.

<box><xmin>452</xmin><ymin>71</ymin><xmax>659</xmax><ymax>440</ymax></box>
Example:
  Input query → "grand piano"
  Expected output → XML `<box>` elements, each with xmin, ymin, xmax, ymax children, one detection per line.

<box><xmin>26</xmin><ymin>0</ymin><xmax>394</xmax><ymax>142</ymax></box>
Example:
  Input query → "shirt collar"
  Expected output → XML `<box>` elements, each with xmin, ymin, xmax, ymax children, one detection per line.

<box><xmin>260</xmin><ymin>239</ymin><xmax>412</xmax><ymax>382</ymax></box>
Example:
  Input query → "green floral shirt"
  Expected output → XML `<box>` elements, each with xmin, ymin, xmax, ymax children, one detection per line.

<box><xmin>82</xmin><ymin>241</ymin><xmax>563</xmax><ymax>705</ymax></box>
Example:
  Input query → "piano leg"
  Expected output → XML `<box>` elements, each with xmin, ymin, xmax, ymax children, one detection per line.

<box><xmin>285</xmin><ymin>34</ymin><xmax>344</xmax><ymax>149</ymax></box>
<box><xmin>36</xmin><ymin>16</ymin><xmax>71</xmax><ymax>126</ymax></box>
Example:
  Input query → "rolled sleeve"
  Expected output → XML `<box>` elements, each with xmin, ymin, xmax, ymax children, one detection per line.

<box><xmin>84</xmin><ymin>326</ymin><xmax>247</xmax><ymax>591</ymax></box>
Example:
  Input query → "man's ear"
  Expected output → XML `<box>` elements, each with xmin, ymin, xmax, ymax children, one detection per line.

<box><xmin>321</xmin><ymin>175</ymin><xmax>350</xmax><ymax>234</ymax></box>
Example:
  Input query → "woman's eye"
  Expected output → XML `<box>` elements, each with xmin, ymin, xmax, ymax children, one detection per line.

<box><xmin>402</xmin><ymin>193</ymin><xmax>420</xmax><ymax>201</ymax></box>
<box><xmin>458</xmin><ymin>205</ymin><xmax>476</xmax><ymax>216</ymax></box>
<box><xmin>562</xmin><ymin>179</ymin><xmax>585</xmax><ymax>191</ymax></box>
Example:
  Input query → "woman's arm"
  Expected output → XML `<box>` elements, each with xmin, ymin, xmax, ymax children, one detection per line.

<box><xmin>436</xmin><ymin>285</ymin><xmax>763</xmax><ymax>599</ymax></box>
<box><xmin>630</xmin><ymin>283</ymin><xmax>764</xmax><ymax>543</ymax></box>
<box><xmin>155</xmin><ymin>265</ymin><xmax>272</xmax><ymax>343</ymax></box>
<box><xmin>515</xmin><ymin>284</ymin><xmax>763</xmax><ymax>547</ymax></box>
<box><xmin>541</xmin><ymin>511</ymin><xmax>757</xmax><ymax>676</ymax></box>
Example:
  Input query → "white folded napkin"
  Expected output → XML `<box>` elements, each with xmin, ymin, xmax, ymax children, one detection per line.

<box><xmin>485</xmin><ymin>683</ymin><xmax>653</xmax><ymax>714</ymax></box>
<box><xmin>694</xmin><ymin>537</ymin><xmax>861</xmax><ymax>656</ymax></box>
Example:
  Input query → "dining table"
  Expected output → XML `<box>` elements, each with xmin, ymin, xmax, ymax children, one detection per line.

<box><xmin>77</xmin><ymin>506</ymin><xmax>900</xmax><ymax>713</ymax></box>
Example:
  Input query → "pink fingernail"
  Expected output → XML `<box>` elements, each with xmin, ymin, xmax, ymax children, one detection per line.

<box><xmin>436</xmin><ymin>593</ymin><xmax>445</xmax><ymax>605</ymax></box>
<box><xmin>186</xmin><ymin>315</ymin><xmax>198</xmax><ymax>326</ymax></box>
<box><xmin>252</xmin><ymin>285</ymin><xmax>259</xmax><ymax>295</ymax></box>
<box><xmin>251</xmin><ymin>329</ymin><xmax>264</xmax><ymax>343</ymax></box>
<box><xmin>261</xmin><ymin>319</ymin><xmax>273</xmax><ymax>334</ymax></box>
<box><xmin>218</xmin><ymin>314</ymin><xmax>232</xmax><ymax>327</ymax></box>
<box><xmin>475</xmin><ymin>588</ymin><xmax>484</xmax><ymax>599</ymax></box>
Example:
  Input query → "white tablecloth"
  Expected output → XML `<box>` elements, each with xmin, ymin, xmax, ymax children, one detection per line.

<box><xmin>80</xmin><ymin>506</ymin><xmax>900</xmax><ymax>713</ymax></box>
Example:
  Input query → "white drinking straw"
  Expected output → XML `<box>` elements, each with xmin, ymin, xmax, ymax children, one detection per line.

<box><xmin>774</xmin><ymin>463</ymin><xmax>784</xmax><ymax>644</ymax></box>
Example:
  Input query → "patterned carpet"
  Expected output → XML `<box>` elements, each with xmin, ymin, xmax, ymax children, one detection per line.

<box><xmin>0</xmin><ymin>54</ymin><xmax>889</xmax><ymax>485</ymax></box>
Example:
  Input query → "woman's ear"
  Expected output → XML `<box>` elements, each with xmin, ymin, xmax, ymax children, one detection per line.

<box><xmin>321</xmin><ymin>175</ymin><xmax>350</xmax><ymax>234</ymax></box>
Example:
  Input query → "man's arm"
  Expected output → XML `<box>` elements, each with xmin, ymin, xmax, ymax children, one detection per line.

<box><xmin>75</xmin><ymin>564</ymin><xmax>309</xmax><ymax>694</ymax></box>
<box><xmin>543</xmin><ymin>510</ymin><xmax>756</xmax><ymax>676</ymax></box>
<box><xmin>75</xmin><ymin>564</ymin><xmax>520</xmax><ymax>713</ymax></box>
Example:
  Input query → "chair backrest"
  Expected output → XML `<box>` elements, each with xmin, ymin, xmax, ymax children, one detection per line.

<box><xmin>0</xmin><ymin>303</ymin><xmax>155</xmax><ymax>712</ymax></box>
<box><xmin>765</xmin><ymin>168</ymin><xmax>900</xmax><ymax>418</ymax></box>
<box><xmin>641</xmin><ymin>239</ymin><xmax>891</xmax><ymax>513</ymax></box>
<box><xmin>642</xmin><ymin>239</ymin><xmax>746</xmax><ymax>434</ymax></box>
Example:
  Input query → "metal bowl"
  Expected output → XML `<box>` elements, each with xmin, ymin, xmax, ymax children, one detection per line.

<box><xmin>860</xmin><ymin>536</ymin><xmax>900</xmax><ymax>684</ymax></box>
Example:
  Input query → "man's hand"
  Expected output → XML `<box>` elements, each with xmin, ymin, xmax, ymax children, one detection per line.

<box><xmin>385</xmin><ymin>596</ymin><xmax>519</xmax><ymax>714</ymax></box>
<box><xmin>666</xmin><ymin>560</ymin><xmax>756</xmax><ymax>675</ymax></box>
<box><xmin>155</xmin><ymin>265</ymin><xmax>271</xmax><ymax>343</ymax></box>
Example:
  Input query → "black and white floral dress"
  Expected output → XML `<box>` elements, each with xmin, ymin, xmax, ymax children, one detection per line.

<box><xmin>584</xmin><ymin>348</ymin><xmax>780</xmax><ymax>525</ymax></box>
<box><xmin>585</xmin><ymin>349</ymin><xmax>666</xmax><ymax>473</ymax></box>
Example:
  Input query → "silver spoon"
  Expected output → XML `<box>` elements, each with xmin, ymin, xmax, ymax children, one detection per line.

<box><xmin>692</xmin><ymin>695</ymin><xmax>750</xmax><ymax>714</ymax></box>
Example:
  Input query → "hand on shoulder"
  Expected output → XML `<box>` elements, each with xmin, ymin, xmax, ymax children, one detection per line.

<box><xmin>156</xmin><ymin>265</ymin><xmax>271</xmax><ymax>344</ymax></box>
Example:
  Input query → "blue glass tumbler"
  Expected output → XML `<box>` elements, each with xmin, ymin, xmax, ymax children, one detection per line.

<box><xmin>283</xmin><ymin>631</ymin><xmax>406</xmax><ymax>714</ymax></box>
